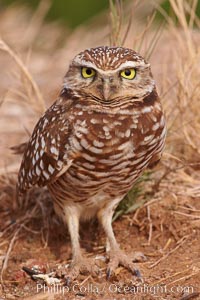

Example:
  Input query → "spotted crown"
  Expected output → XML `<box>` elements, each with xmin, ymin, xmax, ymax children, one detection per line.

<box><xmin>74</xmin><ymin>46</ymin><xmax>147</xmax><ymax>70</ymax></box>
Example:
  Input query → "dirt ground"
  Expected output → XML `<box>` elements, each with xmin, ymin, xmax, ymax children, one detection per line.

<box><xmin>0</xmin><ymin>2</ymin><xmax>200</xmax><ymax>300</ymax></box>
<box><xmin>0</xmin><ymin>180</ymin><xmax>200</xmax><ymax>300</ymax></box>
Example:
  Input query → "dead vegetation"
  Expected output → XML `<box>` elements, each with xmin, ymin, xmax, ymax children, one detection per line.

<box><xmin>0</xmin><ymin>0</ymin><xmax>200</xmax><ymax>299</ymax></box>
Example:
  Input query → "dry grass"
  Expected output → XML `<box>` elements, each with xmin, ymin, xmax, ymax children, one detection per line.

<box><xmin>163</xmin><ymin>0</ymin><xmax>200</xmax><ymax>159</ymax></box>
<box><xmin>0</xmin><ymin>0</ymin><xmax>200</xmax><ymax>298</ymax></box>
<box><xmin>0</xmin><ymin>39</ymin><xmax>46</xmax><ymax>114</ymax></box>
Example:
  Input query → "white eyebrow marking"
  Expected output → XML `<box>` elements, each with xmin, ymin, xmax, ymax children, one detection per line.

<box><xmin>117</xmin><ymin>61</ymin><xmax>149</xmax><ymax>70</ymax></box>
<box><xmin>72</xmin><ymin>57</ymin><xmax>148</xmax><ymax>74</ymax></box>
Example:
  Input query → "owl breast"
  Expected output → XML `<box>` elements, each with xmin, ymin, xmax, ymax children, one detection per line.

<box><xmin>48</xmin><ymin>102</ymin><xmax>166</xmax><ymax>212</ymax></box>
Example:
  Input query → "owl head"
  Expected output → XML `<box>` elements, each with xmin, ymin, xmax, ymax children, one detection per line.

<box><xmin>63</xmin><ymin>46</ymin><xmax>155</xmax><ymax>104</ymax></box>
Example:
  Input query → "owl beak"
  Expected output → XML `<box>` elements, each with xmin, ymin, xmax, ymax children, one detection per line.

<box><xmin>102</xmin><ymin>78</ymin><xmax>113</xmax><ymax>101</ymax></box>
<box><xmin>103</xmin><ymin>84</ymin><xmax>111</xmax><ymax>100</ymax></box>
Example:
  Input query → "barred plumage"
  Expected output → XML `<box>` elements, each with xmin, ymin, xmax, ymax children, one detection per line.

<box><xmin>18</xmin><ymin>46</ymin><xmax>166</xmax><ymax>279</ymax></box>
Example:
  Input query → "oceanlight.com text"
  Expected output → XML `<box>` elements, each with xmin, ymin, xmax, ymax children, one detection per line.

<box><xmin>37</xmin><ymin>283</ymin><xmax>194</xmax><ymax>295</ymax></box>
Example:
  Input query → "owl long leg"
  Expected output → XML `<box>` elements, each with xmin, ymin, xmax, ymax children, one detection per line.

<box><xmin>66</xmin><ymin>212</ymin><xmax>81</xmax><ymax>262</ymax></box>
<box><xmin>63</xmin><ymin>208</ymin><xmax>99</xmax><ymax>281</ymax></box>
<box><xmin>97</xmin><ymin>200</ymin><xmax>145</xmax><ymax>279</ymax></box>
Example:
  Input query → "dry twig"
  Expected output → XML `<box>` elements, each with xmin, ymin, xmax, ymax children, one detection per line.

<box><xmin>0</xmin><ymin>39</ymin><xmax>45</xmax><ymax>114</ymax></box>
<box><xmin>0</xmin><ymin>225</ymin><xmax>22</xmax><ymax>283</ymax></box>
<box><xmin>149</xmin><ymin>235</ymin><xmax>189</xmax><ymax>269</ymax></box>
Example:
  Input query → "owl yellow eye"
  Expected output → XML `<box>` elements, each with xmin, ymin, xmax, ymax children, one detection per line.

<box><xmin>81</xmin><ymin>67</ymin><xmax>96</xmax><ymax>78</ymax></box>
<box><xmin>120</xmin><ymin>68</ymin><xmax>136</xmax><ymax>80</ymax></box>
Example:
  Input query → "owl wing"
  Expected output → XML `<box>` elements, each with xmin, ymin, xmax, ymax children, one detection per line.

<box><xmin>17</xmin><ymin>99</ymin><xmax>75</xmax><ymax>194</ymax></box>
<box><xmin>137</xmin><ymin>91</ymin><xmax>166</xmax><ymax>169</ymax></box>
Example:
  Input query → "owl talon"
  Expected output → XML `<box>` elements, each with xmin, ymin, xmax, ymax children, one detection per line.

<box><xmin>63</xmin><ymin>257</ymin><xmax>100</xmax><ymax>282</ymax></box>
<box><xmin>65</xmin><ymin>276</ymin><xmax>71</xmax><ymax>287</ymax></box>
<box><xmin>131</xmin><ymin>251</ymin><xmax>147</xmax><ymax>262</ymax></box>
<box><xmin>107</xmin><ymin>250</ymin><xmax>143</xmax><ymax>279</ymax></box>
<box><xmin>106</xmin><ymin>267</ymin><xmax>112</xmax><ymax>280</ymax></box>
<box><xmin>134</xmin><ymin>268</ymin><xmax>142</xmax><ymax>278</ymax></box>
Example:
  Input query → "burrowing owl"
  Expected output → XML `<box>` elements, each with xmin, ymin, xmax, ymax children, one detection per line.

<box><xmin>18</xmin><ymin>46</ymin><xmax>166</xmax><ymax>280</ymax></box>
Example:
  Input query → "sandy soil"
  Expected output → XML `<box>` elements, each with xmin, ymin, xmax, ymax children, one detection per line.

<box><xmin>0</xmin><ymin>179</ymin><xmax>200</xmax><ymax>300</ymax></box>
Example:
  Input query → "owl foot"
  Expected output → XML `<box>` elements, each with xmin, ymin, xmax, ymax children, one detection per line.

<box><xmin>106</xmin><ymin>250</ymin><xmax>146</xmax><ymax>279</ymax></box>
<box><xmin>64</xmin><ymin>257</ymin><xmax>100</xmax><ymax>284</ymax></box>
